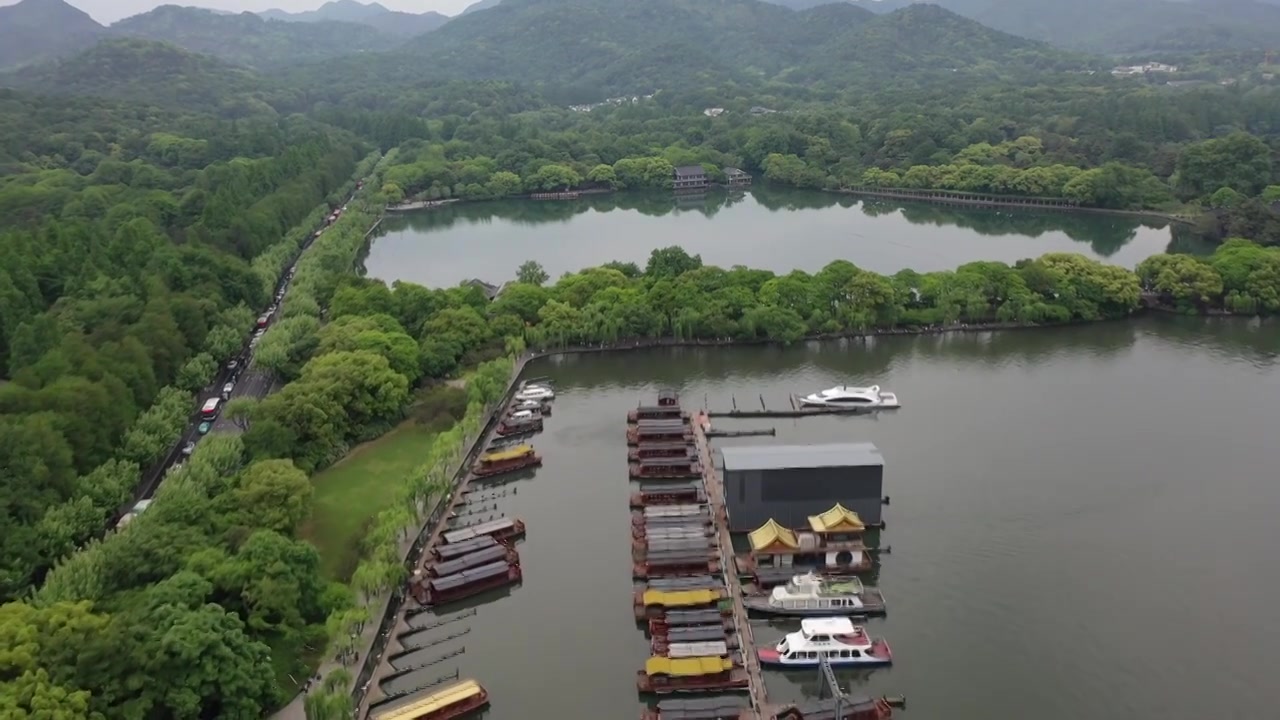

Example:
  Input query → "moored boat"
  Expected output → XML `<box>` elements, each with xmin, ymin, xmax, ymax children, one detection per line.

<box><xmin>513</xmin><ymin>384</ymin><xmax>554</xmax><ymax>401</ymax></box>
<box><xmin>628</xmin><ymin>441</ymin><xmax>696</xmax><ymax>461</ymax></box>
<box><xmin>634</xmin><ymin>551</ymin><xmax>719</xmax><ymax>579</ymax></box>
<box><xmin>509</xmin><ymin>398</ymin><xmax>551</xmax><ymax>416</ymax></box>
<box><xmin>639</xmin><ymin>697</ymin><xmax>749</xmax><ymax>720</ymax></box>
<box><xmin>743</xmin><ymin>572</ymin><xmax>886</xmax><ymax>617</ymax></box>
<box><xmin>798</xmin><ymin>385</ymin><xmax>899</xmax><ymax>409</ymax></box>
<box><xmin>495</xmin><ymin>415</ymin><xmax>543</xmax><ymax>437</ymax></box>
<box><xmin>428</xmin><ymin>543</ymin><xmax>519</xmax><ymax>578</ymax></box>
<box><xmin>774</xmin><ymin>696</ymin><xmax>899</xmax><ymax>720</ymax></box>
<box><xmin>628</xmin><ymin>405</ymin><xmax>690</xmax><ymax>423</ymax></box>
<box><xmin>634</xmin><ymin>588</ymin><xmax>728</xmax><ymax>620</ymax></box>
<box><xmin>631</xmin><ymin>481</ymin><xmax>705</xmax><ymax>507</ymax></box>
<box><xmin>652</xmin><ymin>636</ymin><xmax>739</xmax><ymax>655</ymax></box>
<box><xmin>441</xmin><ymin>516</ymin><xmax>526</xmax><ymax>545</ymax></box>
<box><xmin>630</xmin><ymin>457</ymin><xmax>702</xmax><ymax>480</ymax></box>
<box><xmin>367</xmin><ymin>678</ymin><xmax>489</xmax><ymax>720</ymax></box>
<box><xmin>648</xmin><ymin>609</ymin><xmax>734</xmax><ymax>635</ymax></box>
<box><xmin>627</xmin><ymin>419</ymin><xmax>694</xmax><ymax>446</ymax></box>
<box><xmin>409</xmin><ymin>561</ymin><xmax>522</xmax><ymax>606</ymax></box>
<box><xmin>636</xmin><ymin>656</ymin><xmax>749</xmax><ymax>694</ymax></box>
<box><xmin>756</xmin><ymin>618</ymin><xmax>892</xmax><ymax>668</ymax></box>
<box><xmin>471</xmin><ymin>444</ymin><xmax>541</xmax><ymax>477</ymax></box>
<box><xmin>432</xmin><ymin>535</ymin><xmax>500</xmax><ymax>561</ymax></box>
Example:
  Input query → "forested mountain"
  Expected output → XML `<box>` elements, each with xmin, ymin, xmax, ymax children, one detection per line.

<box><xmin>111</xmin><ymin>5</ymin><xmax>396</xmax><ymax>69</ymax></box>
<box><xmin>0</xmin><ymin>0</ymin><xmax>403</xmax><ymax>71</ymax></box>
<box><xmin>0</xmin><ymin>39</ymin><xmax>281</xmax><ymax>115</ymax></box>
<box><xmin>837</xmin><ymin>0</ymin><xmax>1280</xmax><ymax>54</ymax></box>
<box><xmin>0</xmin><ymin>0</ymin><xmax>105</xmax><ymax>69</ymax></box>
<box><xmin>388</xmin><ymin>0</ymin><xmax>1090</xmax><ymax>101</ymax></box>
<box><xmin>258</xmin><ymin>0</ymin><xmax>450</xmax><ymax>38</ymax></box>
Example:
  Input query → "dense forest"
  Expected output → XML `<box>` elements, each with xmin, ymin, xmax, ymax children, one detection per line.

<box><xmin>2</xmin><ymin>0</ymin><xmax>1280</xmax><ymax>715</ymax></box>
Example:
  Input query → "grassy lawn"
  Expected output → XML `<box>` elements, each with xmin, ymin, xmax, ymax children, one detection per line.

<box><xmin>302</xmin><ymin>420</ymin><xmax>437</xmax><ymax>581</ymax></box>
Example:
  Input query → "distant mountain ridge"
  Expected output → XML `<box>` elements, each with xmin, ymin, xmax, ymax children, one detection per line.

<box><xmin>0</xmin><ymin>0</ymin><xmax>105</xmax><ymax>69</ymax></box>
<box><xmin>0</xmin><ymin>0</ymin><xmax>404</xmax><ymax>71</ymax></box>
<box><xmin>386</xmin><ymin>0</ymin><xmax>1091</xmax><ymax>101</ymax></box>
<box><xmin>257</xmin><ymin>0</ymin><xmax>449</xmax><ymax>38</ymax></box>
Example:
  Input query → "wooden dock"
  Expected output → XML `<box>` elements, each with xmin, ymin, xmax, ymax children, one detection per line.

<box><xmin>708</xmin><ymin>395</ymin><xmax>888</xmax><ymax>419</ymax></box>
<box><xmin>693</xmin><ymin>412</ymin><xmax>768</xmax><ymax>718</ymax></box>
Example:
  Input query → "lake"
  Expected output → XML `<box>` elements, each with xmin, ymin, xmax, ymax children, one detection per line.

<box><xmin>361</xmin><ymin>186</ymin><xmax>1198</xmax><ymax>288</ymax></box>
<box><xmin>375</xmin><ymin>316</ymin><xmax>1280</xmax><ymax>720</ymax></box>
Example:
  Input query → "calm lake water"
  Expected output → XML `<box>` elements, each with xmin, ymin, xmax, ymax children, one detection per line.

<box><xmin>362</xmin><ymin>186</ymin><xmax>1200</xmax><ymax>288</ymax></box>
<box><xmin>376</xmin><ymin>316</ymin><xmax>1280</xmax><ymax>720</ymax></box>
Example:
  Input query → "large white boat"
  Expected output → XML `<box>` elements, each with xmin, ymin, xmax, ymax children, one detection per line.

<box><xmin>798</xmin><ymin>385</ymin><xmax>899</xmax><ymax>409</ymax></box>
<box><xmin>514</xmin><ymin>385</ymin><xmax>555</xmax><ymax>401</ymax></box>
<box><xmin>742</xmin><ymin>572</ymin><xmax>886</xmax><ymax>617</ymax></box>
<box><xmin>756</xmin><ymin>617</ymin><xmax>892</xmax><ymax>668</ymax></box>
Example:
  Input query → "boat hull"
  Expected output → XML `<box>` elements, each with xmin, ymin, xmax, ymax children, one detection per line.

<box><xmin>742</xmin><ymin>595</ymin><xmax>886</xmax><ymax>617</ymax></box>
<box><xmin>636</xmin><ymin>670</ymin><xmax>749</xmax><ymax>694</ymax></box>
<box><xmin>471</xmin><ymin>454</ymin><xmax>542</xmax><ymax>477</ymax></box>
<box><xmin>757</xmin><ymin>640</ymin><xmax>893</xmax><ymax>668</ymax></box>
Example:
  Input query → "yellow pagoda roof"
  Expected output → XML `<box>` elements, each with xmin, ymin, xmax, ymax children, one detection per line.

<box><xmin>808</xmin><ymin>503</ymin><xmax>866</xmax><ymax>533</ymax></box>
<box><xmin>644</xmin><ymin>656</ymin><xmax>733</xmax><ymax>677</ymax></box>
<box><xmin>481</xmin><ymin>444</ymin><xmax>532</xmax><ymax>462</ymax></box>
<box><xmin>370</xmin><ymin>679</ymin><xmax>484</xmax><ymax>720</ymax></box>
<box><xmin>641</xmin><ymin>588</ymin><xmax>718</xmax><ymax>608</ymax></box>
<box><xmin>748</xmin><ymin>518</ymin><xmax>799</xmax><ymax>552</ymax></box>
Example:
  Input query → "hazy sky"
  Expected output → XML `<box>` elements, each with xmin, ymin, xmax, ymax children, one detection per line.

<box><xmin>0</xmin><ymin>0</ymin><xmax>475</xmax><ymax>24</ymax></box>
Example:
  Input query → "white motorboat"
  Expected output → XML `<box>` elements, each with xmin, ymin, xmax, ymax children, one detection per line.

<box><xmin>798</xmin><ymin>385</ymin><xmax>899</xmax><ymax>409</ymax></box>
<box><xmin>743</xmin><ymin>572</ymin><xmax>886</xmax><ymax>617</ymax></box>
<box><xmin>756</xmin><ymin>617</ymin><xmax>892</xmax><ymax>668</ymax></box>
<box><xmin>514</xmin><ymin>386</ymin><xmax>554</xmax><ymax>401</ymax></box>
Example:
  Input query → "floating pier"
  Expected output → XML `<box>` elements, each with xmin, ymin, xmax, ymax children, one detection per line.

<box><xmin>692</xmin><ymin>411</ymin><xmax>768</xmax><ymax>715</ymax></box>
<box><xmin>709</xmin><ymin>395</ymin><xmax>888</xmax><ymax>418</ymax></box>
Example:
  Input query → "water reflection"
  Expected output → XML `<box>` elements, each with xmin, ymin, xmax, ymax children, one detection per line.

<box><xmin>363</xmin><ymin>187</ymin><xmax>1179</xmax><ymax>288</ymax></box>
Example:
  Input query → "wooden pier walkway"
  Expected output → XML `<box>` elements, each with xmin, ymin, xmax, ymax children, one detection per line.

<box><xmin>708</xmin><ymin>394</ymin><xmax>884</xmax><ymax>419</ymax></box>
<box><xmin>693</xmin><ymin>412</ymin><xmax>768</xmax><ymax>719</ymax></box>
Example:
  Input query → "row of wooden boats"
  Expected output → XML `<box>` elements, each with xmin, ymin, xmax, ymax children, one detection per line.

<box><xmin>627</xmin><ymin>393</ymin><xmax>751</xmax><ymax>697</ymax></box>
<box><xmin>408</xmin><ymin>516</ymin><xmax>527</xmax><ymax>607</ymax></box>
<box><xmin>470</xmin><ymin>380</ymin><xmax>559</xmax><ymax>478</ymax></box>
<box><xmin>368</xmin><ymin>678</ymin><xmax>490</xmax><ymax>720</ymax></box>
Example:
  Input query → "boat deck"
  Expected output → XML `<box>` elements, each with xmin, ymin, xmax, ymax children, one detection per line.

<box><xmin>693</xmin><ymin>413</ymin><xmax>767</xmax><ymax>717</ymax></box>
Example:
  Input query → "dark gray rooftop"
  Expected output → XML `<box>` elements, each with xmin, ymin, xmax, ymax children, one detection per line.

<box><xmin>674</xmin><ymin>165</ymin><xmax>705</xmax><ymax>177</ymax></box>
<box><xmin>718</xmin><ymin>442</ymin><xmax>883</xmax><ymax>471</ymax></box>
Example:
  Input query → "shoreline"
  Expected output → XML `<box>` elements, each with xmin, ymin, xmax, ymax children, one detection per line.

<box><xmin>383</xmin><ymin>182</ymin><xmax>1199</xmax><ymax>226</ymax></box>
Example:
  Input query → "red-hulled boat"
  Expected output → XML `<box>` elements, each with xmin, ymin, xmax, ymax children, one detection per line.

<box><xmin>628</xmin><ymin>441</ymin><xmax>696</xmax><ymax>461</ymax></box>
<box><xmin>630</xmin><ymin>458</ymin><xmax>702</xmax><ymax>480</ymax></box>
<box><xmin>627</xmin><ymin>405</ymin><xmax>690</xmax><ymax>423</ymax></box>
<box><xmin>636</xmin><ymin>656</ymin><xmax>749</xmax><ymax>694</ymax></box>
<box><xmin>431</xmin><ymin>534</ymin><xmax>500</xmax><ymax>562</ymax></box>
<box><xmin>427</xmin><ymin>543</ymin><xmax>519</xmax><ymax>578</ymax></box>
<box><xmin>648</xmin><ymin>615</ymin><xmax>736</xmax><ymax>637</ymax></box>
<box><xmin>495</xmin><ymin>416</ymin><xmax>543</xmax><ymax>436</ymax></box>
<box><xmin>409</xmin><ymin>560</ymin><xmax>521</xmax><ymax>606</ymax></box>
<box><xmin>440</xmin><ymin>517</ymin><xmax>526</xmax><ymax>545</ymax></box>
<box><xmin>633</xmin><ymin>553</ymin><xmax>720</xmax><ymax>579</ymax></box>
<box><xmin>368</xmin><ymin>678</ymin><xmax>490</xmax><ymax>720</ymax></box>
<box><xmin>630</xmin><ymin>481</ymin><xmax>704</xmax><ymax>508</ymax></box>
<box><xmin>471</xmin><ymin>444</ymin><xmax>541</xmax><ymax>477</ymax></box>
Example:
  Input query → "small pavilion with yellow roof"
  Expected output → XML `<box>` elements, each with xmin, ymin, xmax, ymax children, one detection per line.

<box><xmin>807</xmin><ymin>502</ymin><xmax>867</xmax><ymax>542</ymax></box>
<box><xmin>745</xmin><ymin>504</ymin><xmax>871</xmax><ymax>570</ymax></box>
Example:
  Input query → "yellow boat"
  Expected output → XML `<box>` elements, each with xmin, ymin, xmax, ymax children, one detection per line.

<box><xmin>369</xmin><ymin>678</ymin><xmax>489</xmax><ymax>720</ymax></box>
<box><xmin>480</xmin><ymin>444</ymin><xmax>533</xmax><ymax>463</ymax></box>
<box><xmin>639</xmin><ymin>588</ymin><xmax>721</xmax><ymax>608</ymax></box>
<box><xmin>644</xmin><ymin>655</ymin><xmax>733</xmax><ymax>677</ymax></box>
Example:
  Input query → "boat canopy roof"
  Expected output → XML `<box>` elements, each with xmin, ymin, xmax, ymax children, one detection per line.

<box><xmin>800</xmin><ymin>617</ymin><xmax>857</xmax><ymax>635</ymax></box>
<box><xmin>666</xmin><ymin>641</ymin><xmax>729</xmax><ymax>658</ymax></box>
<box><xmin>369</xmin><ymin>679</ymin><xmax>484</xmax><ymax>720</ymax></box>
<box><xmin>427</xmin><ymin>560</ymin><xmax>510</xmax><ymax>592</ymax></box>
<box><xmin>644</xmin><ymin>656</ymin><xmax>732</xmax><ymax>677</ymax></box>
<box><xmin>641</xmin><ymin>588</ymin><xmax>719</xmax><ymax>608</ymax></box>
<box><xmin>441</xmin><ymin>516</ymin><xmax>516</xmax><ymax>544</ymax></box>
<box><xmin>749</xmin><ymin>518</ymin><xmax>799</xmax><ymax>552</ymax></box>
<box><xmin>481</xmin><ymin>444</ymin><xmax>533</xmax><ymax>462</ymax></box>
<box><xmin>807</xmin><ymin>503</ymin><xmax>866</xmax><ymax>533</ymax></box>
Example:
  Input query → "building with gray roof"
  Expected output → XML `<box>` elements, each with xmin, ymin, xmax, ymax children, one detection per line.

<box><xmin>717</xmin><ymin>442</ymin><xmax>885</xmax><ymax>531</ymax></box>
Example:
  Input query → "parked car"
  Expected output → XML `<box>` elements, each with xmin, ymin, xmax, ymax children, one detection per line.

<box><xmin>226</xmin><ymin>359</ymin><xmax>239</xmax><ymax>372</ymax></box>
<box><xmin>182</xmin><ymin>441</ymin><xmax>196</xmax><ymax>456</ymax></box>
<box><xmin>197</xmin><ymin>422</ymin><xmax>212</xmax><ymax>435</ymax></box>
<box><xmin>222</xmin><ymin>382</ymin><xmax>234</xmax><ymax>398</ymax></box>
